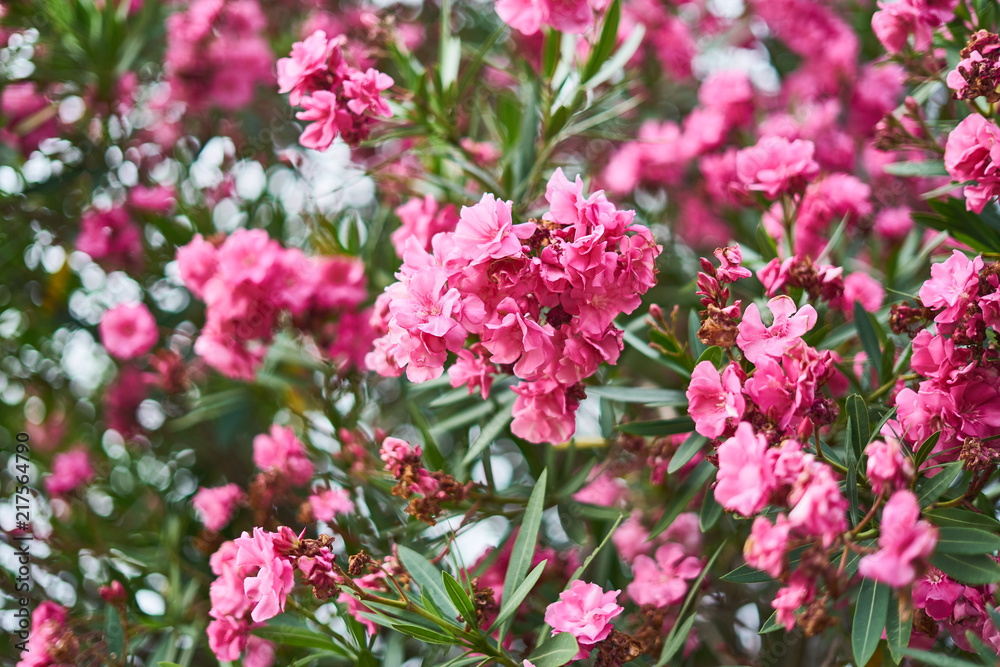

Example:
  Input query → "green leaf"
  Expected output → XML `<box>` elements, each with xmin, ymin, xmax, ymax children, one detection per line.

<box><xmin>442</xmin><ymin>571</ymin><xmax>479</xmax><ymax>629</ymax></box>
<box><xmin>852</xmin><ymin>578</ymin><xmax>889</xmax><ymax>667</ymax></box>
<box><xmin>617</xmin><ymin>417</ymin><xmax>696</xmax><ymax>437</ymax></box>
<box><xmin>854</xmin><ymin>304</ymin><xmax>883</xmax><ymax>384</ymax></box>
<box><xmin>649</xmin><ymin>460</ymin><xmax>716</xmax><ymax>538</ymax></box>
<box><xmin>158</xmin><ymin>663</ymin><xmax>184</xmax><ymax>667</ymax></box>
<box><xmin>105</xmin><ymin>606</ymin><xmax>124</xmax><ymax>658</ymax></box>
<box><xmin>914</xmin><ymin>431</ymin><xmax>942</xmax><ymax>467</ymax></box>
<box><xmin>689</xmin><ymin>308</ymin><xmax>706</xmax><ymax>359</ymax></box>
<box><xmin>252</xmin><ymin>626</ymin><xmax>349</xmax><ymax>654</ymax></box>
<box><xmin>583</xmin><ymin>22</ymin><xmax>645</xmax><ymax>90</ymax></box>
<box><xmin>847</xmin><ymin>461</ymin><xmax>860</xmax><ymax>527</ymax></box>
<box><xmin>586</xmin><ymin>385</ymin><xmax>687</xmax><ymax>405</ymax></box>
<box><xmin>930</xmin><ymin>552</ymin><xmax>1000</xmax><ymax>585</ymax></box>
<box><xmin>396</xmin><ymin>545</ymin><xmax>461</xmax><ymax>622</ymax></box>
<box><xmin>526</xmin><ymin>632</ymin><xmax>579</xmax><ymax>667</ymax></box>
<box><xmin>700</xmin><ymin>488</ymin><xmax>723</xmax><ymax>531</ymax></box>
<box><xmin>720</xmin><ymin>563</ymin><xmax>771</xmax><ymax>584</ymax></box>
<box><xmin>490</xmin><ymin>560</ymin><xmax>546</xmax><ymax>630</ymax></box>
<box><xmin>846</xmin><ymin>394</ymin><xmax>871</xmax><ymax>452</ymax></box>
<box><xmin>695</xmin><ymin>345</ymin><xmax>725</xmax><ymax>369</ymax></box>
<box><xmin>903</xmin><ymin>648</ymin><xmax>983</xmax><ymax>667</ymax></box>
<box><xmin>934</xmin><ymin>527</ymin><xmax>1000</xmax><ymax>555</ymax></box>
<box><xmin>756</xmin><ymin>223</ymin><xmax>779</xmax><ymax>262</ymax></box>
<box><xmin>461</xmin><ymin>396</ymin><xmax>515</xmax><ymax>466</ymax></box>
<box><xmin>925</xmin><ymin>507</ymin><xmax>1000</xmax><ymax>531</ymax></box>
<box><xmin>758</xmin><ymin>611</ymin><xmax>783</xmax><ymax>634</ymax></box>
<box><xmin>499</xmin><ymin>468</ymin><xmax>548</xmax><ymax>640</ymax></box>
<box><xmin>582</xmin><ymin>0</ymin><xmax>620</xmax><ymax>82</ymax></box>
<box><xmin>394</xmin><ymin>623</ymin><xmax>456</xmax><ymax>644</ymax></box>
<box><xmin>658</xmin><ymin>613</ymin><xmax>696</xmax><ymax>663</ymax></box>
<box><xmin>881</xmin><ymin>160</ymin><xmax>949</xmax><ymax>177</ymax></box>
<box><xmin>916</xmin><ymin>461</ymin><xmax>963</xmax><ymax>507</ymax></box>
<box><xmin>667</xmin><ymin>433</ymin><xmax>706</xmax><ymax>474</ymax></box>
<box><xmin>886</xmin><ymin>594</ymin><xmax>912</xmax><ymax>665</ymax></box>
<box><xmin>567</xmin><ymin>514</ymin><xmax>624</xmax><ymax>584</ymax></box>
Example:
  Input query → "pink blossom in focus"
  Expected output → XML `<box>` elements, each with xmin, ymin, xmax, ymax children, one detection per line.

<box><xmin>234</xmin><ymin>528</ymin><xmax>296</xmax><ymax>623</ymax></box>
<box><xmin>544</xmin><ymin>579</ymin><xmax>623</xmax><ymax>645</ymax></box>
<box><xmin>511</xmin><ymin>379</ymin><xmax>579</xmax><ymax>444</ymax></box>
<box><xmin>343</xmin><ymin>68</ymin><xmax>394</xmax><ymax>117</ymax></box>
<box><xmin>277</xmin><ymin>30</ymin><xmax>334</xmax><ymax>105</ymax></box>
<box><xmin>297</xmin><ymin>91</ymin><xmax>343</xmax><ymax>151</ymax></box>
<box><xmin>99</xmin><ymin>304</ymin><xmax>158</xmax><ymax>360</ymax></box>
<box><xmin>714</xmin><ymin>423</ymin><xmax>774</xmax><ymax>517</ymax></box>
<box><xmin>865</xmin><ymin>437</ymin><xmax>915</xmax><ymax>496</ymax></box>
<box><xmin>453</xmin><ymin>194</ymin><xmax>534</xmax><ymax>265</ymax></box>
<box><xmin>859</xmin><ymin>490</ymin><xmax>938</xmax><ymax>587</ymax></box>
<box><xmin>744</xmin><ymin>515</ymin><xmax>792</xmax><ymax>579</ymax></box>
<box><xmin>736</xmin><ymin>296</ymin><xmax>818</xmax><ymax>365</ymax></box>
<box><xmin>918</xmin><ymin>250</ymin><xmax>982</xmax><ymax>325</ymax></box>
<box><xmin>392</xmin><ymin>195</ymin><xmax>459</xmax><ymax>256</ymax></box>
<box><xmin>194</xmin><ymin>484</ymin><xmax>246</xmax><ymax>532</ymax></box>
<box><xmin>687</xmin><ymin>361</ymin><xmax>746</xmax><ymax>439</ymax></box>
<box><xmin>944</xmin><ymin>114</ymin><xmax>1000</xmax><ymax>213</ymax></box>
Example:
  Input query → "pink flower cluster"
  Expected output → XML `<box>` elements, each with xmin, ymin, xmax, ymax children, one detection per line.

<box><xmin>913</xmin><ymin>566</ymin><xmax>1000</xmax><ymax>653</ymax></box>
<box><xmin>44</xmin><ymin>447</ymin><xmax>95</xmax><ymax>498</ymax></box>
<box><xmin>16</xmin><ymin>602</ymin><xmax>75</xmax><ymax>667</ymax></box>
<box><xmin>895</xmin><ymin>251</ymin><xmax>1000</xmax><ymax>458</ymax></box>
<box><xmin>164</xmin><ymin>0</ymin><xmax>274</xmax><ymax>110</ymax></box>
<box><xmin>367</xmin><ymin>170</ymin><xmax>661</xmax><ymax>443</ymax></box>
<box><xmin>544</xmin><ymin>580</ymin><xmax>623</xmax><ymax>656</ymax></box>
<box><xmin>858</xmin><ymin>490</ymin><xmax>937</xmax><ymax>587</ymax></box>
<box><xmin>278</xmin><ymin>30</ymin><xmax>394</xmax><ymax>149</ymax></box>
<box><xmin>176</xmin><ymin>229</ymin><xmax>369</xmax><ymax>380</ymax></box>
<box><xmin>495</xmin><ymin>0</ymin><xmax>594</xmax><ymax>35</ymax></box>
<box><xmin>945</xmin><ymin>114</ymin><xmax>1000</xmax><ymax>213</ymax></box>
<box><xmin>872</xmin><ymin>0</ymin><xmax>958</xmax><ymax>55</ymax></box>
<box><xmin>99</xmin><ymin>303</ymin><xmax>158</xmax><ymax>360</ymax></box>
<box><xmin>207</xmin><ymin>527</ymin><xmax>333</xmax><ymax>664</ymax></box>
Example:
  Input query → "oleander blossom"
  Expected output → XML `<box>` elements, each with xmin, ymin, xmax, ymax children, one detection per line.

<box><xmin>99</xmin><ymin>303</ymin><xmax>158</xmax><ymax>360</ymax></box>
<box><xmin>626</xmin><ymin>543</ymin><xmax>702</xmax><ymax>608</ymax></box>
<box><xmin>234</xmin><ymin>528</ymin><xmax>296</xmax><ymax>622</ymax></box>
<box><xmin>944</xmin><ymin>113</ymin><xmax>1000</xmax><ymax>213</ymax></box>
<box><xmin>858</xmin><ymin>490</ymin><xmax>938</xmax><ymax>587</ymax></box>
<box><xmin>278</xmin><ymin>30</ymin><xmax>394</xmax><ymax>148</ymax></box>
<box><xmin>735</xmin><ymin>136</ymin><xmax>820</xmax><ymax>199</ymax></box>
<box><xmin>544</xmin><ymin>580</ymin><xmax>623</xmax><ymax>647</ymax></box>
<box><xmin>495</xmin><ymin>0</ymin><xmax>593</xmax><ymax>35</ymax></box>
<box><xmin>44</xmin><ymin>447</ymin><xmax>95</xmax><ymax>497</ymax></box>
<box><xmin>194</xmin><ymin>484</ymin><xmax>246</xmax><ymax>532</ymax></box>
<box><xmin>253</xmin><ymin>424</ymin><xmax>315</xmax><ymax>486</ymax></box>
<box><xmin>686</xmin><ymin>361</ymin><xmax>746</xmax><ymax>439</ymax></box>
<box><xmin>366</xmin><ymin>169</ymin><xmax>661</xmax><ymax>443</ymax></box>
<box><xmin>16</xmin><ymin>602</ymin><xmax>77</xmax><ymax>667</ymax></box>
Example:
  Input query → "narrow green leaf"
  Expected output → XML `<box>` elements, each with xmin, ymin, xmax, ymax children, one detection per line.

<box><xmin>105</xmin><ymin>606</ymin><xmax>124</xmax><ymax>658</ymax></box>
<box><xmin>252</xmin><ymin>626</ymin><xmax>348</xmax><ymax>654</ymax></box>
<box><xmin>582</xmin><ymin>0</ymin><xmax>620</xmax><ymax>82</ymax></box>
<box><xmin>886</xmin><ymin>593</ymin><xmax>912</xmax><ymax>665</ymax></box>
<box><xmin>689</xmin><ymin>308</ymin><xmax>706</xmax><ymax>359</ymax></box>
<box><xmin>668</xmin><ymin>433</ymin><xmax>706</xmax><ymax>474</ymax></box>
<box><xmin>617</xmin><ymin>417</ymin><xmax>696</xmax><ymax>437</ymax></box>
<box><xmin>583</xmin><ymin>22</ymin><xmax>645</xmax><ymax>90</ymax></box>
<box><xmin>881</xmin><ymin>160</ymin><xmax>949</xmax><ymax>177</ymax></box>
<box><xmin>396</xmin><ymin>545</ymin><xmax>461</xmax><ymax>621</ymax></box>
<box><xmin>903</xmin><ymin>648</ymin><xmax>983</xmax><ymax>667</ymax></box>
<box><xmin>758</xmin><ymin>611</ymin><xmax>783</xmax><ymax>634</ymax></box>
<box><xmin>586</xmin><ymin>385</ymin><xmax>688</xmax><ymax>405</ymax></box>
<box><xmin>934</xmin><ymin>527</ymin><xmax>1000</xmax><ymax>555</ymax></box>
<box><xmin>720</xmin><ymin>563</ymin><xmax>771</xmax><ymax>584</ymax></box>
<box><xmin>526</xmin><ymin>632</ymin><xmax>579</xmax><ymax>667</ymax></box>
<box><xmin>658</xmin><ymin>613</ymin><xmax>696</xmax><ymax>664</ymax></box>
<box><xmin>649</xmin><ymin>461</ymin><xmax>716</xmax><ymax>538</ymax></box>
<box><xmin>756</xmin><ymin>222</ymin><xmax>779</xmax><ymax>261</ymax></box>
<box><xmin>499</xmin><ymin>468</ymin><xmax>548</xmax><ymax>640</ymax></box>
<box><xmin>847</xmin><ymin>394</ymin><xmax>871</xmax><ymax>450</ymax></box>
<box><xmin>695</xmin><ymin>345</ymin><xmax>725</xmax><ymax>369</ymax></box>
<box><xmin>700</xmin><ymin>489</ymin><xmax>723</xmax><ymax>531</ymax></box>
<box><xmin>916</xmin><ymin>461</ymin><xmax>963</xmax><ymax>507</ymax></box>
<box><xmin>442</xmin><ymin>571</ymin><xmax>479</xmax><ymax>629</ymax></box>
<box><xmin>462</xmin><ymin>396</ymin><xmax>515</xmax><ymax>466</ymax></box>
<box><xmin>930</xmin><ymin>553</ymin><xmax>1000</xmax><ymax>585</ymax></box>
<box><xmin>847</xmin><ymin>461</ymin><xmax>860</xmax><ymax>527</ymax></box>
<box><xmin>915</xmin><ymin>431</ymin><xmax>942</xmax><ymax>467</ymax></box>
<box><xmin>852</xmin><ymin>578</ymin><xmax>889</xmax><ymax>667</ymax></box>
<box><xmin>854</xmin><ymin>304</ymin><xmax>883</xmax><ymax>384</ymax></box>
<box><xmin>491</xmin><ymin>561</ymin><xmax>546</xmax><ymax>630</ymax></box>
<box><xmin>158</xmin><ymin>663</ymin><xmax>184</xmax><ymax>667</ymax></box>
<box><xmin>925</xmin><ymin>507</ymin><xmax>1000</xmax><ymax>531</ymax></box>
<box><xmin>567</xmin><ymin>514</ymin><xmax>624</xmax><ymax>584</ymax></box>
<box><xmin>394</xmin><ymin>623</ymin><xmax>456</xmax><ymax>644</ymax></box>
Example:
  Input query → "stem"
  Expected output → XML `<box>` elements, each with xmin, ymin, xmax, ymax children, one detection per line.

<box><xmin>849</xmin><ymin>492</ymin><xmax>883</xmax><ymax>537</ymax></box>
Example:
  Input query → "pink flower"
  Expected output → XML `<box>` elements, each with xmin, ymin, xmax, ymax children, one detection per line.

<box><xmin>128</xmin><ymin>184</ymin><xmax>175</xmax><ymax>213</ymax></box>
<box><xmin>496</xmin><ymin>0</ymin><xmax>593</xmax><ymax>35</ymax></box>
<box><xmin>176</xmin><ymin>234</ymin><xmax>219</xmax><ymax>299</ymax></box>
<box><xmin>913</xmin><ymin>568</ymin><xmax>965</xmax><ymax>620</ymax></box>
<box><xmin>841</xmin><ymin>272</ymin><xmax>885</xmax><ymax>316</ymax></box>
<box><xmin>453</xmin><ymin>193</ymin><xmax>534</xmax><ymax>265</ymax></box>
<box><xmin>612</xmin><ymin>515</ymin><xmax>653</xmax><ymax>564</ymax></box>
<box><xmin>511</xmin><ymin>379</ymin><xmax>579</xmax><ymax>444</ymax></box>
<box><xmin>99</xmin><ymin>303</ymin><xmax>158</xmax><ymax>360</ymax></box>
<box><xmin>736</xmin><ymin>296</ymin><xmax>817</xmax><ymax>365</ymax></box>
<box><xmin>343</xmin><ymin>68</ymin><xmax>394</xmax><ymax>117</ymax></box>
<box><xmin>17</xmin><ymin>601</ymin><xmax>75</xmax><ymax>667</ymax></box>
<box><xmin>207</xmin><ymin>615</ymin><xmax>249</xmax><ymax>661</ymax></box>
<box><xmin>277</xmin><ymin>30</ymin><xmax>333</xmax><ymax>105</ymax></box>
<box><xmin>744</xmin><ymin>515</ymin><xmax>792</xmax><ymax>579</ymax></box>
<box><xmin>865</xmin><ymin>437</ymin><xmax>914</xmax><ymax>496</ymax></box>
<box><xmin>873</xmin><ymin>206</ymin><xmax>914</xmax><ymax>241</ymax></box>
<box><xmin>392</xmin><ymin>195</ymin><xmax>459</xmax><ymax>256</ymax></box>
<box><xmin>448</xmin><ymin>345</ymin><xmax>496</xmax><ymax>400</ymax></box>
<box><xmin>872</xmin><ymin>0</ymin><xmax>957</xmax><ymax>55</ymax></box>
<box><xmin>772</xmin><ymin>572</ymin><xmax>813</xmax><ymax>631</ymax></box>
<box><xmin>544</xmin><ymin>580</ymin><xmax>623</xmax><ymax>645</ymax></box>
<box><xmin>787</xmin><ymin>464</ymin><xmax>848</xmax><ymax>547</ymax></box>
<box><xmin>918</xmin><ymin>250</ymin><xmax>982</xmax><ymax>324</ymax></box>
<box><xmin>76</xmin><ymin>206</ymin><xmax>143</xmax><ymax>271</ymax></box>
<box><xmin>194</xmin><ymin>484</ymin><xmax>246</xmax><ymax>532</ymax></box>
<box><xmin>297</xmin><ymin>91</ymin><xmax>343</xmax><ymax>151</ymax></box>
<box><xmin>687</xmin><ymin>361</ymin><xmax>746</xmax><ymax>439</ymax></box>
<box><xmin>253</xmin><ymin>425</ymin><xmax>314</xmax><ymax>486</ymax></box>
<box><xmin>572</xmin><ymin>471</ymin><xmax>627</xmax><ymax>507</ymax></box>
<box><xmin>482</xmin><ymin>297</ymin><xmax>556</xmax><ymax>379</ymax></box>
<box><xmin>944</xmin><ymin>114</ymin><xmax>1000</xmax><ymax>213</ymax></box>
<box><xmin>626</xmin><ymin>543</ymin><xmax>702</xmax><ymax>608</ymax></box>
<box><xmin>380</xmin><ymin>437</ymin><xmax>422</xmax><ymax>476</ymax></box>
<box><xmin>44</xmin><ymin>447</ymin><xmax>95</xmax><ymax>497</ymax></box>
<box><xmin>713</xmin><ymin>245</ymin><xmax>752</xmax><ymax>283</ymax></box>
<box><xmin>735</xmin><ymin>137</ymin><xmax>820</xmax><ymax>199</ymax></box>
<box><xmin>235</xmin><ymin>528</ymin><xmax>296</xmax><ymax>623</ymax></box>
<box><xmin>859</xmin><ymin>490</ymin><xmax>938</xmax><ymax>587</ymax></box>
<box><xmin>309</xmin><ymin>487</ymin><xmax>355</xmax><ymax>522</ymax></box>
<box><xmin>714</xmin><ymin>422</ymin><xmax>774</xmax><ymax>517</ymax></box>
